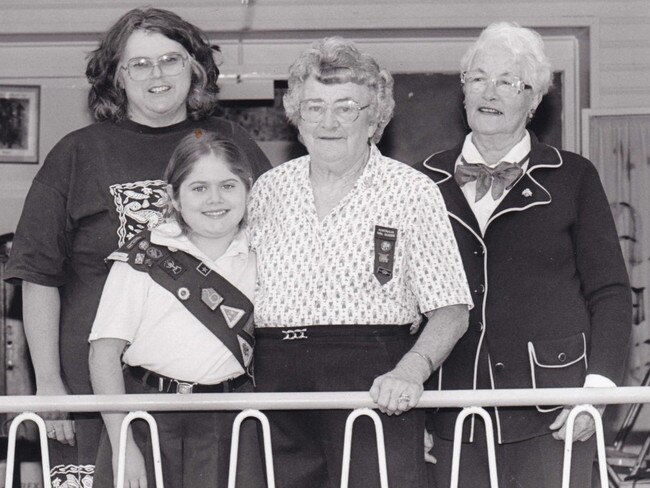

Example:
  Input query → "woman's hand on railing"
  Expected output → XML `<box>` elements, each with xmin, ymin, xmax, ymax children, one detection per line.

<box><xmin>549</xmin><ymin>404</ymin><xmax>606</xmax><ymax>442</ymax></box>
<box><xmin>39</xmin><ymin>381</ymin><xmax>76</xmax><ymax>446</ymax></box>
<box><xmin>370</xmin><ymin>354</ymin><xmax>426</xmax><ymax>416</ymax></box>
<box><xmin>112</xmin><ymin>438</ymin><xmax>147</xmax><ymax>488</ymax></box>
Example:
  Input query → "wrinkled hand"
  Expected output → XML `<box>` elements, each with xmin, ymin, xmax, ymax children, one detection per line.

<box><xmin>549</xmin><ymin>404</ymin><xmax>605</xmax><ymax>442</ymax></box>
<box><xmin>370</xmin><ymin>363</ymin><xmax>424</xmax><ymax>416</ymax></box>
<box><xmin>38</xmin><ymin>383</ymin><xmax>76</xmax><ymax>446</ymax></box>
<box><xmin>424</xmin><ymin>429</ymin><xmax>437</xmax><ymax>464</ymax></box>
<box><xmin>112</xmin><ymin>439</ymin><xmax>147</xmax><ymax>488</ymax></box>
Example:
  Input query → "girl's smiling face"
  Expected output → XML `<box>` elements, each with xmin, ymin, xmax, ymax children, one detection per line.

<box><xmin>172</xmin><ymin>153</ymin><xmax>248</xmax><ymax>245</ymax></box>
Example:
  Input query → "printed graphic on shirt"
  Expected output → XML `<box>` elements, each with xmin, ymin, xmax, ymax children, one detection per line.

<box><xmin>50</xmin><ymin>463</ymin><xmax>93</xmax><ymax>488</ymax></box>
<box><xmin>110</xmin><ymin>180</ymin><xmax>168</xmax><ymax>246</ymax></box>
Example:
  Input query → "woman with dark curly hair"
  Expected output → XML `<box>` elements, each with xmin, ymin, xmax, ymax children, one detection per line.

<box><xmin>4</xmin><ymin>7</ymin><xmax>269</xmax><ymax>487</ymax></box>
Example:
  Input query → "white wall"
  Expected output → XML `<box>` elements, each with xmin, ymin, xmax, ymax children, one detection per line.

<box><xmin>0</xmin><ymin>0</ymin><xmax>648</xmax><ymax>234</ymax></box>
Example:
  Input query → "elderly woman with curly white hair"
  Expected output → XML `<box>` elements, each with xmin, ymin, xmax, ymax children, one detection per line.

<box><xmin>417</xmin><ymin>22</ymin><xmax>631</xmax><ymax>488</ymax></box>
<box><xmin>248</xmin><ymin>37</ymin><xmax>473</xmax><ymax>488</ymax></box>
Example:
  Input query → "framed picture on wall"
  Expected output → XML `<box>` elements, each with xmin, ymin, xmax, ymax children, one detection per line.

<box><xmin>0</xmin><ymin>85</ymin><xmax>40</xmax><ymax>164</ymax></box>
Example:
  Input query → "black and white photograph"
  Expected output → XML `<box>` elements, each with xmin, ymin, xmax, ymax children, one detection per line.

<box><xmin>0</xmin><ymin>2</ymin><xmax>648</xmax><ymax>487</ymax></box>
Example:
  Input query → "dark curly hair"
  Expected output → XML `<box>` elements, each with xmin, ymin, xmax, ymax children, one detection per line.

<box><xmin>86</xmin><ymin>8</ymin><xmax>220</xmax><ymax>123</ymax></box>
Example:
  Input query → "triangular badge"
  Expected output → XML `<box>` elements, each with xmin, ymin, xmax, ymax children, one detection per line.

<box><xmin>220</xmin><ymin>305</ymin><xmax>245</xmax><ymax>328</ymax></box>
<box><xmin>237</xmin><ymin>335</ymin><xmax>253</xmax><ymax>366</ymax></box>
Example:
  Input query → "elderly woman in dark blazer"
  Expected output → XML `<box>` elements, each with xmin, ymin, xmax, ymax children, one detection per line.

<box><xmin>417</xmin><ymin>22</ymin><xmax>631</xmax><ymax>488</ymax></box>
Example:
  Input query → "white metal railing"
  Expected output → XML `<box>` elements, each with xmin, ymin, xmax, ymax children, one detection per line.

<box><xmin>227</xmin><ymin>409</ymin><xmax>276</xmax><ymax>488</ymax></box>
<box><xmin>340</xmin><ymin>408</ymin><xmax>389</xmax><ymax>488</ymax></box>
<box><xmin>2</xmin><ymin>387</ymin><xmax>649</xmax><ymax>488</ymax></box>
<box><xmin>0</xmin><ymin>386</ymin><xmax>647</xmax><ymax>412</ymax></box>
<box><xmin>450</xmin><ymin>407</ymin><xmax>499</xmax><ymax>488</ymax></box>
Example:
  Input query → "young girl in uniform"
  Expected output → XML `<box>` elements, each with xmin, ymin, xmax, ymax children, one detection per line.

<box><xmin>89</xmin><ymin>130</ymin><xmax>259</xmax><ymax>488</ymax></box>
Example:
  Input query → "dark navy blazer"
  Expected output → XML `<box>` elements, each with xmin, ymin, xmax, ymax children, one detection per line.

<box><xmin>416</xmin><ymin>134</ymin><xmax>632</xmax><ymax>443</ymax></box>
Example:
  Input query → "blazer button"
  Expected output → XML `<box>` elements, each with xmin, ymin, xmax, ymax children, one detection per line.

<box><xmin>474</xmin><ymin>284</ymin><xmax>485</xmax><ymax>295</ymax></box>
<box><xmin>494</xmin><ymin>362</ymin><xmax>505</xmax><ymax>372</ymax></box>
<box><xmin>558</xmin><ymin>352</ymin><xmax>567</xmax><ymax>362</ymax></box>
<box><xmin>477</xmin><ymin>321</ymin><xmax>484</xmax><ymax>332</ymax></box>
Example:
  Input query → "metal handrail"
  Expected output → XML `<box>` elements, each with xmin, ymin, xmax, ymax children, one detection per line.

<box><xmin>227</xmin><ymin>409</ymin><xmax>276</xmax><ymax>488</ymax></box>
<box><xmin>562</xmin><ymin>405</ymin><xmax>608</xmax><ymax>488</ymax></box>
<box><xmin>0</xmin><ymin>387</ymin><xmax>647</xmax><ymax>412</ymax></box>
<box><xmin>3</xmin><ymin>412</ymin><xmax>51</xmax><ymax>488</ymax></box>
<box><xmin>1</xmin><ymin>389</ymin><xmax>644</xmax><ymax>488</ymax></box>
<box><xmin>340</xmin><ymin>408</ymin><xmax>389</xmax><ymax>488</ymax></box>
<box><xmin>450</xmin><ymin>407</ymin><xmax>498</xmax><ymax>488</ymax></box>
<box><xmin>116</xmin><ymin>411</ymin><xmax>164</xmax><ymax>488</ymax></box>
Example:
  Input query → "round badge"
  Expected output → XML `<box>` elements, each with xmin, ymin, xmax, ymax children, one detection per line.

<box><xmin>177</xmin><ymin>287</ymin><xmax>190</xmax><ymax>301</ymax></box>
<box><xmin>380</xmin><ymin>241</ymin><xmax>392</xmax><ymax>252</ymax></box>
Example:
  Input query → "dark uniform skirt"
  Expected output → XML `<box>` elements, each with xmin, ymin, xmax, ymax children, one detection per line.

<box><xmin>254</xmin><ymin>323</ymin><xmax>427</xmax><ymax>488</ymax></box>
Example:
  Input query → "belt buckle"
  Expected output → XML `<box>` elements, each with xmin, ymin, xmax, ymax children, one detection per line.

<box><xmin>281</xmin><ymin>328</ymin><xmax>308</xmax><ymax>341</ymax></box>
<box><xmin>175</xmin><ymin>381</ymin><xmax>196</xmax><ymax>394</ymax></box>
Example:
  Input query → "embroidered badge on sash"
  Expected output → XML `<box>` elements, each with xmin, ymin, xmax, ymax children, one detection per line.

<box><xmin>177</xmin><ymin>287</ymin><xmax>190</xmax><ymax>301</ymax></box>
<box><xmin>374</xmin><ymin>225</ymin><xmax>397</xmax><ymax>285</ymax></box>
<box><xmin>201</xmin><ymin>288</ymin><xmax>223</xmax><ymax>310</ymax></box>
<box><xmin>221</xmin><ymin>305</ymin><xmax>245</xmax><ymax>328</ymax></box>
<box><xmin>242</xmin><ymin>315</ymin><xmax>254</xmax><ymax>337</ymax></box>
<box><xmin>146</xmin><ymin>247</ymin><xmax>164</xmax><ymax>260</ymax></box>
<box><xmin>134</xmin><ymin>253</ymin><xmax>145</xmax><ymax>265</ymax></box>
<box><xmin>238</xmin><ymin>335</ymin><xmax>253</xmax><ymax>366</ymax></box>
<box><xmin>138</xmin><ymin>240</ymin><xmax>150</xmax><ymax>251</ymax></box>
<box><xmin>125</xmin><ymin>235</ymin><xmax>144</xmax><ymax>250</ymax></box>
<box><xmin>159</xmin><ymin>257</ymin><xmax>186</xmax><ymax>279</ymax></box>
<box><xmin>196</xmin><ymin>262</ymin><xmax>211</xmax><ymax>277</ymax></box>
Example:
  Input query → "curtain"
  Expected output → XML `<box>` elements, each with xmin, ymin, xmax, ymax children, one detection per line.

<box><xmin>589</xmin><ymin>114</ymin><xmax>650</xmax><ymax>386</ymax></box>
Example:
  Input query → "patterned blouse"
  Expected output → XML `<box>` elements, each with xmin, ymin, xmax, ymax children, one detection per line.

<box><xmin>249</xmin><ymin>144</ymin><xmax>473</xmax><ymax>328</ymax></box>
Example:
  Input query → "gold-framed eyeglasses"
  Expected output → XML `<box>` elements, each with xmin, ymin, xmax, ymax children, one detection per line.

<box><xmin>461</xmin><ymin>71</ymin><xmax>532</xmax><ymax>96</ymax></box>
<box><xmin>299</xmin><ymin>100</ymin><xmax>370</xmax><ymax>123</ymax></box>
<box><xmin>121</xmin><ymin>52</ymin><xmax>188</xmax><ymax>81</ymax></box>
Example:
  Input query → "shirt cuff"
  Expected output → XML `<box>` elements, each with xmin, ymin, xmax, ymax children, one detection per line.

<box><xmin>584</xmin><ymin>374</ymin><xmax>616</xmax><ymax>388</ymax></box>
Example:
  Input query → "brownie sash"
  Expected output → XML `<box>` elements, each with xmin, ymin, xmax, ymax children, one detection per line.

<box><xmin>107</xmin><ymin>231</ymin><xmax>254</xmax><ymax>372</ymax></box>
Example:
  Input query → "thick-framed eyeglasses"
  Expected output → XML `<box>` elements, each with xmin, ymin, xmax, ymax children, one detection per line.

<box><xmin>121</xmin><ymin>52</ymin><xmax>188</xmax><ymax>81</ymax></box>
<box><xmin>299</xmin><ymin>100</ymin><xmax>370</xmax><ymax>123</ymax></box>
<box><xmin>461</xmin><ymin>71</ymin><xmax>532</xmax><ymax>96</ymax></box>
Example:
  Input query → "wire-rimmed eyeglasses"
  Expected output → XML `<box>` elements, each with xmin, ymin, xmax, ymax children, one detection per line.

<box><xmin>461</xmin><ymin>71</ymin><xmax>532</xmax><ymax>97</ymax></box>
<box><xmin>121</xmin><ymin>52</ymin><xmax>188</xmax><ymax>81</ymax></box>
<box><xmin>299</xmin><ymin>100</ymin><xmax>370</xmax><ymax>124</ymax></box>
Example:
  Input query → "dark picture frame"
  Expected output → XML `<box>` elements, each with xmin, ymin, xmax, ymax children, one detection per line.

<box><xmin>0</xmin><ymin>85</ymin><xmax>40</xmax><ymax>164</ymax></box>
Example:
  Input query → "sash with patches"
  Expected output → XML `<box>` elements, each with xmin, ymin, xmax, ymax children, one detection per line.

<box><xmin>107</xmin><ymin>231</ymin><xmax>254</xmax><ymax>373</ymax></box>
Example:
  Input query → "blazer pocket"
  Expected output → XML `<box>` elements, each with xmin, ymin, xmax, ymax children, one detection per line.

<box><xmin>527</xmin><ymin>332</ymin><xmax>588</xmax><ymax>413</ymax></box>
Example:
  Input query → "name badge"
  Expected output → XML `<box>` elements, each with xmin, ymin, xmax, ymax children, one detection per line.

<box><xmin>374</xmin><ymin>225</ymin><xmax>397</xmax><ymax>285</ymax></box>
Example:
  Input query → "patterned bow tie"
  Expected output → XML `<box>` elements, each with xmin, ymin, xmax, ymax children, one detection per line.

<box><xmin>454</xmin><ymin>153</ymin><xmax>529</xmax><ymax>202</ymax></box>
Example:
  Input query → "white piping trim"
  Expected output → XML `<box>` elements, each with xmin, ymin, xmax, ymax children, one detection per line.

<box><xmin>485</xmin><ymin>146</ymin><xmax>563</xmax><ymax>229</ymax></box>
<box><xmin>422</xmin><ymin>151</ymin><xmax>453</xmax><ymax>184</ymax></box>
<box><xmin>486</xmin><ymin>354</ymin><xmax>503</xmax><ymax>444</ymax></box>
<box><xmin>527</xmin><ymin>332</ymin><xmax>587</xmax><ymax>413</ymax></box>
<box><xmin>449</xmin><ymin>212</ymin><xmax>491</xmax><ymax>442</ymax></box>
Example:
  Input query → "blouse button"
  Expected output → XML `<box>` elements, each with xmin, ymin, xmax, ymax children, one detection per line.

<box><xmin>494</xmin><ymin>362</ymin><xmax>505</xmax><ymax>372</ymax></box>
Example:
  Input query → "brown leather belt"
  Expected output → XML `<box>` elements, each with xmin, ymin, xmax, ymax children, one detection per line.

<box><xmin>126</xmin><ymin>365</ymin><xmax>248</xmax><ymax>393</ymax></box>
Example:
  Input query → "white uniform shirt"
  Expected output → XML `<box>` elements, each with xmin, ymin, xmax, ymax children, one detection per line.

<box><xmin>89</xmin><ymin>222</ymin><xmax>255</xmax><ymax>384</ymax></box>
<box><xmin>248</xmin><ymin>144</ymin><xmax>473</xmax><ymax>328</ymax></box>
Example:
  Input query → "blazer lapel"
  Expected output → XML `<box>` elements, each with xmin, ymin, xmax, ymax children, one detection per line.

<box><xmin>488</xmin><ymin>137</ymin><xmax>563</xmax><ymax>225</ymax></box>
<box><xmin>423</xmin><ymin>147</ymin><xmax>482</xmax><ymax>237</ymax></box>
